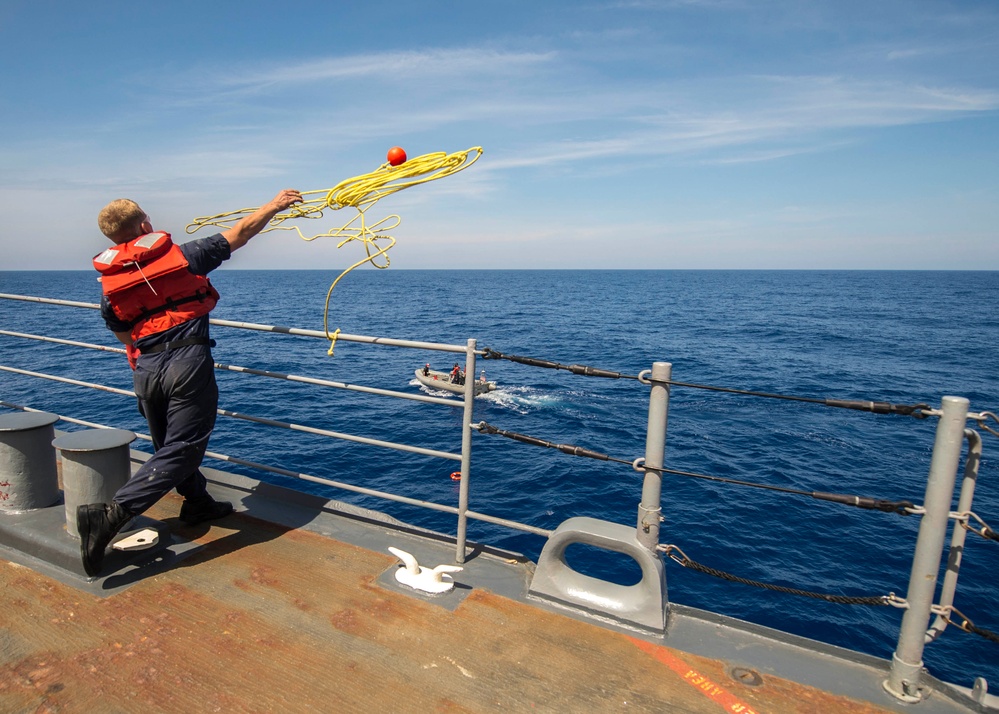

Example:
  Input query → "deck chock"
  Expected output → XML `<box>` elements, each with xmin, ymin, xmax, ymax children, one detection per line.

<box><xmin>112</xmin><ymin>528</ymin><xmax>160</xmax><ymax>552</ymax></box>
<box><xmin>528</xmin><ymin>516</ymin><xmax>667</xmax><ymax>632</ymax></box>
<box><xmin>388</xmin><ymin>546</ymin><xmax>463</xmax><ymax>594</ymax></box>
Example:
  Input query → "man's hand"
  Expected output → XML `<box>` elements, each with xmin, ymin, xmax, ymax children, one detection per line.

<box><xmin>268</xmin><ymin>189</ymin><xmax>303</xmax><ymax>213</ymax></box>
<box><xmin>223</xmin><ymin>189</ymin><xmax>304</xmax><ymax>251</ymax></box>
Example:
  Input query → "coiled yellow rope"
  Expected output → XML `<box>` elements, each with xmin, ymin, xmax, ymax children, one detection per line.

<box><xmin>187</xmin><ymin>146</ymin><xmax>483</xmax><ymax>355</ymax></box>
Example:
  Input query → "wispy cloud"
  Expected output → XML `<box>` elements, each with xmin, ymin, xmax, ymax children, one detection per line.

<box><xmin>182</xmin><ymin>48</ymin><xmax>556</xmax><ymax>96</ymax></box>
<box><xmin>75</xmin><ymin>65</ymin><xmax>994</xmax><ymax>193</ymax></box>
<box><xmin>478</xmin><ymin>73</ymin><xmax>999</xmax><ymax>170</ymax></box>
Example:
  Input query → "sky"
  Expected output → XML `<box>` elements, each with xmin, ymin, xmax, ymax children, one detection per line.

<box><xmin>1</xmin><ymin>0</ymin><xmax>997</xmax><ymax>270</ymax></box>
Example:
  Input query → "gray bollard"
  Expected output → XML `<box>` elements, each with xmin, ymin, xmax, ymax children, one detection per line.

<box><xmin>53</xmin><ymin>429</ymin><xmax>136</xmax><ymax>540</ymax></box>
<box><xmin>0</xmin><ymin>411</ymin><xmax>61</xmax><ymax>512</ymax></box>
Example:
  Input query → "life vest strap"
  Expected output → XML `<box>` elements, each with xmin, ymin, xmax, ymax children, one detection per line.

<box><xmin>122</xmin><ymin>288</ymin><xmax>215</xmax><ymax>329</ymax></box>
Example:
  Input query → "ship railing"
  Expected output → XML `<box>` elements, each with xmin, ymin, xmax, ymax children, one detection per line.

<box><xmin>0</xmin><ymin>293</ymin><xmax>555</xmax><ymax>560</ymax></box>
<box><xmin>0</xmin><ymin>291</ymin><xmax>994</xmax><ymax>704</ymax></box>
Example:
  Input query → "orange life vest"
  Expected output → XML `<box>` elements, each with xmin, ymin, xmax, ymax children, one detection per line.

<box><xmin>93</xmin><ymin>232</ymin><xmax>220</xmax><ymax>343</ymax></box>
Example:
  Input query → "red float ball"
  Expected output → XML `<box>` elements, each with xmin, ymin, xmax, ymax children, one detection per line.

<box><xmin>387</xmin><ymin>146</ymin><xmax>407</xmax><ymax>166</ymax></box>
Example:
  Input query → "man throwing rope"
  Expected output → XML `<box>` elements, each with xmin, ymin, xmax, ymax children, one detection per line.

<box><xmin>79</xmin><ymin>189</ymin><xmax>303</xmax><ymax>577</ymax></box>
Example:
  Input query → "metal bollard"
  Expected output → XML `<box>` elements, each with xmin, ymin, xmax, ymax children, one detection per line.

<box><xmin>53</xmin><ymin>429</ymin><xmax>136</xmax><ymax>540</ymax></box>
<box><xmin>0</xmin><ymin>411</ymin><xmax>61</xmax><ymax>512</ymax></box>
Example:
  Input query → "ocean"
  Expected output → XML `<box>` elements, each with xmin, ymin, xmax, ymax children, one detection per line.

<box><xmin>1</xmin><ymin>268</ymin><xmax>997</xmax><ymax>688</ymax></box>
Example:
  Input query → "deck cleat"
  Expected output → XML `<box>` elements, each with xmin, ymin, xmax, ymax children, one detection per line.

<box><xmin>388</xmin><ymin>547</ymin><xmax>462</xmax><ymax>594</ymax></box>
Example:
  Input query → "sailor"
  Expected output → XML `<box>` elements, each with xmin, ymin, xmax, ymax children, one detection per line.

<box><xmin>423</xmin><ymin>363</ymin><xmax>430</xmax><ymax>377</ymax></box>
<box><xmin>78</xmin><ymin>189</ymin><xmax>303</xmax><ymax>577</ymax></box>
<box><xmin>450</xmin><ymin>363</ymin><xmax>460</xmax><ymax>383</ymax></box>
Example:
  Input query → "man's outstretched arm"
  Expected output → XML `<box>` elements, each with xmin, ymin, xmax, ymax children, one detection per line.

<box><xmin>222</xmin><ymin>189</ymin><xmax>303</xmax><ymax>252</ymax></box>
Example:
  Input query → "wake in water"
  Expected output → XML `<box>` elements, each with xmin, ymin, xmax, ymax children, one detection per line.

<box><xmin>410</xmin><ymin>379</ymin><xmax>565</xmax><ymax>414</ymax></box>
<box><xmin>479</xmin><ymin>385</ymin><xmax>566</xmax><ymax>414</ymax></box>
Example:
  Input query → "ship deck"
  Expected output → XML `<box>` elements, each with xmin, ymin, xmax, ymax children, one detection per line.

<box><xmin>0</xmin><ymin>458</ymin><xmax>984</xmax><ymax>714</ymax></box>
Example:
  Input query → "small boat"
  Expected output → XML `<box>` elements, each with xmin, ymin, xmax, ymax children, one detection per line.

<box><xmin>415</xmin><ymin>367</ymin><xmax>496</xmax><ymax>395</ymax></box>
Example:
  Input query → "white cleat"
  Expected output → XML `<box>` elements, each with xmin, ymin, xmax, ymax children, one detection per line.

<box><xmin>388</xmin><ymin>547</ymin><xmax>463</xmax><ymax>594</ymax></box>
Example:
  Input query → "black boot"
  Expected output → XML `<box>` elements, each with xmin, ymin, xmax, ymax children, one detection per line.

<box><xmin>77</xmin><ymin>501</ymin><xmax>132</xmax><ymax>577</ymax></box>
<box><xmin>179</xmin><ymin>494</ymin><xmax>234</xmax><ymax>525</ymax></box>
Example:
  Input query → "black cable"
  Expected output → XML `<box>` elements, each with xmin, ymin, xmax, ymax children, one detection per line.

<box><xmin>480</xmin><ymin>348</ymin><xmax>930</xmax><ymax>417</ymax></box>
<box><xmin>663</xmin><ymin>546</ymin><xmax>891</xmax><ymax>605</ymax></box>
<box><xmin>475</xmin><ymin>421</ymin><xmax>916</xmax><ymax>515</ymax></box>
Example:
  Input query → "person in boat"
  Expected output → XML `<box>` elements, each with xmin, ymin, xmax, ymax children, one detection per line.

<box><xmin>78</xmin><ymin>189</ymin><xmax>303</xmax><ymax>577</ymax></box>
<box><xmin>450</xmin><ymin>364</ymin><xmax>460</xmax><ymax>383</ymax></box>
<box><xmin>423</xmin><ymin>363</ymin><xmax>430</xmax><ymax>377</ymax></box>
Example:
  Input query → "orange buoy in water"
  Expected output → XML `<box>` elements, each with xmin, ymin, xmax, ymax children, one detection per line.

<box><xmin>450</xmin><ymin>471</ymin><xmax>461</xmax><ymax>481</ymax></box>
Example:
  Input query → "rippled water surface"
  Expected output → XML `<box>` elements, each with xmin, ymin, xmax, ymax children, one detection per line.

<box><xmin>2</xmin><ymin>268</ymin><xmax>997</xmax><ymax>687</ymax></box>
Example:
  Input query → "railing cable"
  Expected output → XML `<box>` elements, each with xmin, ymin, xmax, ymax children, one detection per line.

<box><xmin>0</xmin><ymin>364</ymin><xmax>458</xmax><ymax>460</ymax></box>
<box><xmin>474</xmin><ymin>421</ymin><xmax>916</xmax><ymax>515</ymax></box>
<box><xmin>0</xmin><ymin>365</ymin><xmax>135</xmax><ymax>398</ymax></box>
<box><xmin>659</xmin><ymin>544</ymin><xmax>897</xmax><ymax>606</ymax></box>
<box><xmin>480</xmin><ymin>347</ymin><xmax>636</xmax><ymax>379</ymax></box>
<box><xmin>480</xmin><ymin>347</ymin><xmax>932</xmax><ymax>418</ymax></box>
<box><xmin>940</xmin><ymin>607</ymin><xmax>999</xmax><ymax>645</ymax></box>
<box><xmin>658</xmin><ymin>378</ymin><xmax>931</xmax><ymax>418</ymax></box>
<box><xmin>0</xmin><ymin>329</ymin><xmax>458</xmax><ymax>407</ymax></box>
<box><xmin>0</xmin><ymin>400</ymin><xmax>550</xmax><ymax>539</ymax></box>
<box><xmin>0</xmin><ymin>293</ymin><xmax>471</xmax><ymax>354</ymax></box>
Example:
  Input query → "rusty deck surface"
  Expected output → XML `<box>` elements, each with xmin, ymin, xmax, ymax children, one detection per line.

<box><xmin>0</xmin><ymin>489</ymin><xmax>909</xmax><ymax>714</ymax></box>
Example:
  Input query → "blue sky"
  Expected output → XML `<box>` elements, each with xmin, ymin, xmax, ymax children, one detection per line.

<box><xmin>1</xmin><ymin>0</ymin><xmax>997</xmax><ymax>270</ymax></box>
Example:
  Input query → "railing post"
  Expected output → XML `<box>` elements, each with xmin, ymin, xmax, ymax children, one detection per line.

<box><xmin>926</xmin><ymin>428</ymin><xmax>981</xmax><ymax>643</ymax></box>
<box><xmin>884</xmin><ymin>396</ymin><xmax>969</xmax><ymax>703</ymax></box>
<box><xmin>454</xmin><ymin>339</ymin><xmax>477</xmax><ymax>564</ymax></box>
<box><xmin>637</xmin><ymin>362</ymin><xmax>671</xmax><ymax>551</ymax></box>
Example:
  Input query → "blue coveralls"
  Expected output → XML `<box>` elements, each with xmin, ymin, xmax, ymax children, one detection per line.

<box><xmin>100</xmin><ymin>233</ymin><xmax>231</xmax><ymax>515</ymax></box>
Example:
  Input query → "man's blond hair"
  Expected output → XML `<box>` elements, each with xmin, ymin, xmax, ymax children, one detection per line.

<box><xmin>97</xmin><ymin>199</ymin><xmax>146</xmax><ymax>241</ymax></box>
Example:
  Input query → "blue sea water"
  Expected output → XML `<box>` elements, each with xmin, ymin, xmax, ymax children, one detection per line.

<box><xmin>1</xmin><ymin>268</ymin><xmax>997</xmax><ymax>688</ymax></box>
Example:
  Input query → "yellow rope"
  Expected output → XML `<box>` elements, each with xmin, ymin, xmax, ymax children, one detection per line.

<box><xmin>187</xmin><ymin>146</ymin><xmax>483</xmax><ymax>355</ymax></box>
